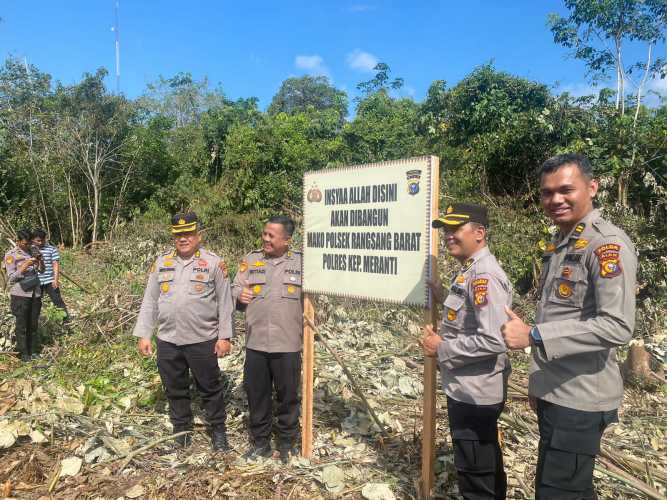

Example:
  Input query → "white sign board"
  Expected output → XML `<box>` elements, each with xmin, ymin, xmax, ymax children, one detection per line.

<box><xmin>302</xmin><ymin>156</ymin><xmax>437</xmax><ymax>306</ymax></box>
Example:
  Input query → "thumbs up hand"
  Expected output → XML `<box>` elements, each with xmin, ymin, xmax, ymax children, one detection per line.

<box><xmin>501</xmin><ymin>306</ymin><xmax>532</xmax><ymax>350</ymax></box>
<box><xmin>239</xmin><ymin>280</ymin><xmax>254</xmax><ymax>305</ymax></box>
<box><xmin>421</xmin><ymin>324</ymin><xmax>442</xmax><ymax>357</ymax></box>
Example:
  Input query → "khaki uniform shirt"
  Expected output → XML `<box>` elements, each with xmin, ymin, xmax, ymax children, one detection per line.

<box><xmin>133</xmin><ymin>248</ymin><xmax>234</xmax><ymax>345</ymax></box>
<box><xmin>232</xmin><ymin>250</ymin><xmax>303</xmax><ymax>353</ymax></box>
<box><xmin>530</xmin><ymin>209</ymin><xmax>637</xmax><ymax>412</ymax></box>
<box><xmin>3</xmin><ymin>247</ymin><xmax>42</xmax><ymax>298</ymax></box>
<box><xmin>437</xmin><ymin>246</ymin><xmax>512</xmax><ymax>405</ymax></box>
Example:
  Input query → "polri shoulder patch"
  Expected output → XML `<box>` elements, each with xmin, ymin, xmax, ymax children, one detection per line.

<box><xmin>473</xmin><ymin>278</ymin><xmax>489</xmax><ymax>307</ymax></box>
<box><xmin>595</xmin><ymin>243</ymin><xmax>622</xmax><ymax>278</ymax></box>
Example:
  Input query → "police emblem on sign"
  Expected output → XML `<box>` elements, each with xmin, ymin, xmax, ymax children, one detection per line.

<box><xmin>406</xmin><ymin>169</ymin><xmax>422</xmax><ymax>196</ymax></box>
<box><xmin>307</xmin><ymin>183</ymin><xmax>322</xmax><ymax>202</ymax></box>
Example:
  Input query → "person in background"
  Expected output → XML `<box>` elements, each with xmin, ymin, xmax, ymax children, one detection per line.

<box><xmin>3</xmin><ymin>229</ymin><xmax>44</xmax><ymax>361</ymax></box>
<box><xmin>32</xmin><ymin>228</ymin><xmax>70</xmax><ymax>324</ymax></box>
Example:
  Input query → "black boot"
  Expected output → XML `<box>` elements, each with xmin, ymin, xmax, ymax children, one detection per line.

<box><xmin>242</xmin><ymin>442</ymin><xmax>272</xmax><ymax>460</ymax></box>
<box><xmin>278</xmin><ymin>440</ymin><xmax>298</xmax><ymax>464</ymax></box>
<box><xmin>211</xmin><ymin>426</ymin><xmax>230</xmax><ymax>452</ymax></box>
<box><xmin>173</xmin><ymin>428</ymin><xmax>192</xmax><ymax>448</ymax></box>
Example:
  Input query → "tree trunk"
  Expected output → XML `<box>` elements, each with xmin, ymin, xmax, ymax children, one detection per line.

<box><xmin>634</xmin><ymin>43</ymin><xmax>653</xmax><ymax>130</ymax></box>
<box><xmin>614</xmin><ymin>34</ymin><xmax>625</xmax><ymax>116</ymax></box>
<box><xmin>622</xmin><ymin>340</ymin><xmax>665</xmax><ymax>387</ymax></box>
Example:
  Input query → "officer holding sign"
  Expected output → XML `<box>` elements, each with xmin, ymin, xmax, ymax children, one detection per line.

<box><xmin>133</xmin><ymin>212</ymin><xmax>234</xmax><ymax>451</ymax></box>
<box><xmin>502</xmin><ymin>154</ymin><xmax>637</xmax><ymax>498</ymax></box>
<box><xmin>422</xmin><ymin>203</ymin><xmax>511</xmax><ymax>500</ymax></box>
<box><xmin>232</xmin><ymin>215</ymin><xmax>303</xmax><ymax>463</ymax></box>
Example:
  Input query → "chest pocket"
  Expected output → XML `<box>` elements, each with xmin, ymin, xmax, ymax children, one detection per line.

<box><xmin>443</xmin><ymin>294</ymin><xmax>465</xmax><ymax>329</ymax></box>
<box><xmin>247</xmin><ymin>271</ymin><xmax>267</xmax><ymax>298</ymax></box>
<box><xmin>158</xmin><ymin>270</ymin><xmax>175</xmax><ymax>298</ymax></box>
<box><xmin>282</xmin><ymin>271</ymin><xmax>302</xmax><ymax>299</ymax></box>
<box><xmin>189</xmin><ymin>270</ymin><xmax>213</xmax><ymax>296</ymax></box>
<box><xmin>548</xmin><ymin>262</ymin><xmax>587</xmax><ymax>308</ymax></box>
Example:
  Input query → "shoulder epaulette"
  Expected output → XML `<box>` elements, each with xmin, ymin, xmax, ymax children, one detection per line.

<box><xmin>592</xmin><ymin>219</ymin><xmax>618</xmax><ymax>238</ymax></box>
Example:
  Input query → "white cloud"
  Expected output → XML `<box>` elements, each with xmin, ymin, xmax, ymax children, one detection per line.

<box><xmin>558</xmin><ymin>82</ymin><xmax>604</xmax><ymax>98</ymax></box>
<box><xmin>646</xmin><ymin>75</ymin><xmax>667</xmax><ymax>95</ymax></box>
<box><xmin>349</xmin><ymin>4</ymin><xmax>372</xmax><ymax>12</ymax></box>
<box><xmin>643</xmin><ymin>76</ymin><xmax>667</xmax><ymax>106</ymax></box>
<box><xmin>559</xmin><ymin>76</ymin><xmax>667</xmax><ymax>107</ymax></box>
<box><xmin>346</xmin><ymin>49</ymin><xmax>378</xmax><ymax>72</ymax></box>
<box><xmin>294</xmin><ymin>55</ymin><xmax>329</xmax><ymax>77</ymax></box>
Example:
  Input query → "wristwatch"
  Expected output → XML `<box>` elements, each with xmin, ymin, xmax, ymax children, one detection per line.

<box><xmin>530</xmin><ymin>326</ymin><xmax>543</xmax><ymax>346</ymax></box>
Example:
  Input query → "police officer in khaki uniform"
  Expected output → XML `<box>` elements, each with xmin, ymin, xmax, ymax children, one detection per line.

<box><xmin>422</xmin><ymin>204</ymin><xmax>511</xmax><ymax>500</ymax></box>
<box><xmin>502</xmin><ymin>154</ymin><xmax>637</xmax><ymax>499</ymax></box>
<box><xmin>232</xmin><ymin>215</ymin><xmax>302</xmax><ymax>462</ymax></box>
<box><xmin>3</xmin><ymin>229</ymin><xmax>44</xmax><ymax>362</ymax></box>
<box><xmin>134</xmin><ymin>212</ymin><xmax>234</xmax><ymax>451</ymax></box>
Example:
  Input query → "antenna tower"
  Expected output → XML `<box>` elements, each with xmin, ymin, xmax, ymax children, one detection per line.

<box><xmin>114</xmin><ymin>1</ymin><xmax>120</xmax><ymax>94</ymax></box>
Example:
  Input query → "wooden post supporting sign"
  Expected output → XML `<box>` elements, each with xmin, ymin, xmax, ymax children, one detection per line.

<box><xmin>301</xmin><ymin>294</ymin><xmax>315</xmax><ymax>457</ymax></box>
<box><xmin>420</xmin><ymin>158</ymin><xmax>440</xmax><ymax>499</ymax></box>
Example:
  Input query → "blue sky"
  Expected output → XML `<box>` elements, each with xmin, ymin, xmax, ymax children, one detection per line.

<box><xmin>1</xmin><ymin>1</ymin><xmax>665</xmax><ymax>109</ymax></box>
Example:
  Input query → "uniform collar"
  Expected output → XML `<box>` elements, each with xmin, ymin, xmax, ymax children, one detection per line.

<box><xmin>175</xmin><ymin>248</ymin><xmax>202</xmax><ymax>264</ymax></box>
<box><xmin>556</xmin><ymin>209</ymin><xmax>599</xmax><ymax>248</ymax></box>
<box><xmin>264</xmin><ymin>249</ymin><xmax>292</xmax><ymax>264</ymax></box>
<box><xmin>461</xmin><ymin>246</ymin><xmax>490</xmax><ymax>271</ymax></box>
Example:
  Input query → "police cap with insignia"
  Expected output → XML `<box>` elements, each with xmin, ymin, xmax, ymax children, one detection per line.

<box><xmin>432</xmin><ymin>203</ymin><xmax>488</xmax><ymax>228</ymax></box>
<box><xmin>171</xmin><ymin>211</ymin><xmax>199</xmax><ymax>234</ymax></box>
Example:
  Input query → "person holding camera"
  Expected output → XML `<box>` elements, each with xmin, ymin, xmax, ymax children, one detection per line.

<box><xmin>2</xmin><ymin>229</ymin><xmax>44</xmax><ymax>361</ymax></box>
<box><xmin>32</xmin><ymin>229</ymin><xmax>70</xmax><ymax>323</ymax></box>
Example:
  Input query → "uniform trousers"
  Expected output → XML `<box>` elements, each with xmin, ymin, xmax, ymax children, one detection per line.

<box><xmin>156</xmin><ymin>338</ymin><xmax>226</xmax><ymax>431</ymax></box>
<box><xmin>40</xmin><ymin>283</ymin><xmax>69</xmax><ymax>318</ymax></box>
<box><xmin>244</xmin><ymin>348</ymin><xmax>301</xmax><ymax>448</ymax></box>
<box><xmin>10</xmin><ymin>294</ymin><xmax>42</xmax><ymax>358</ymax></box>
<box><xmin>536</xmin><ymin>399</ymin><xmax>618</xmax><ymax>500</ymax></box>
<box><xmin>446</xmin><ymin>396</ymin><xmax>506</xmax><ymax>500</ymax></box>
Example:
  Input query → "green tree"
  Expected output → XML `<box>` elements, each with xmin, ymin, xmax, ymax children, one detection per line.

<box><xmin>418</xmin><ymin>65</ymin><xmax>574</xmax><ymax>193</ymax></box>
<box><xmin>355</xmin><ymin>63</ymin><xmax>404</xmax><ymax>101</ymax></box>
<box><xmin>343</xmin><ymin>91</ymin><xmax>425</xmax><ymax>164</ymax></box>
<box><xmin>549</xmin><ymin>0</ymin><xmax>667</xmax><ymax>115</ymax></box>
<box><xmin>221</xmin><ymin>109</ymin><xmax>344</xmax><ymax>211</ymax></box>
<box><xmin>268</xmin><ymin>76</ymin><xmax>348</xmax><ymax>124</ymax></box>
<box><xmin>139</xmin><ymin>72</ymin><xmax>227</xmax><ymax>127</ymax></box>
